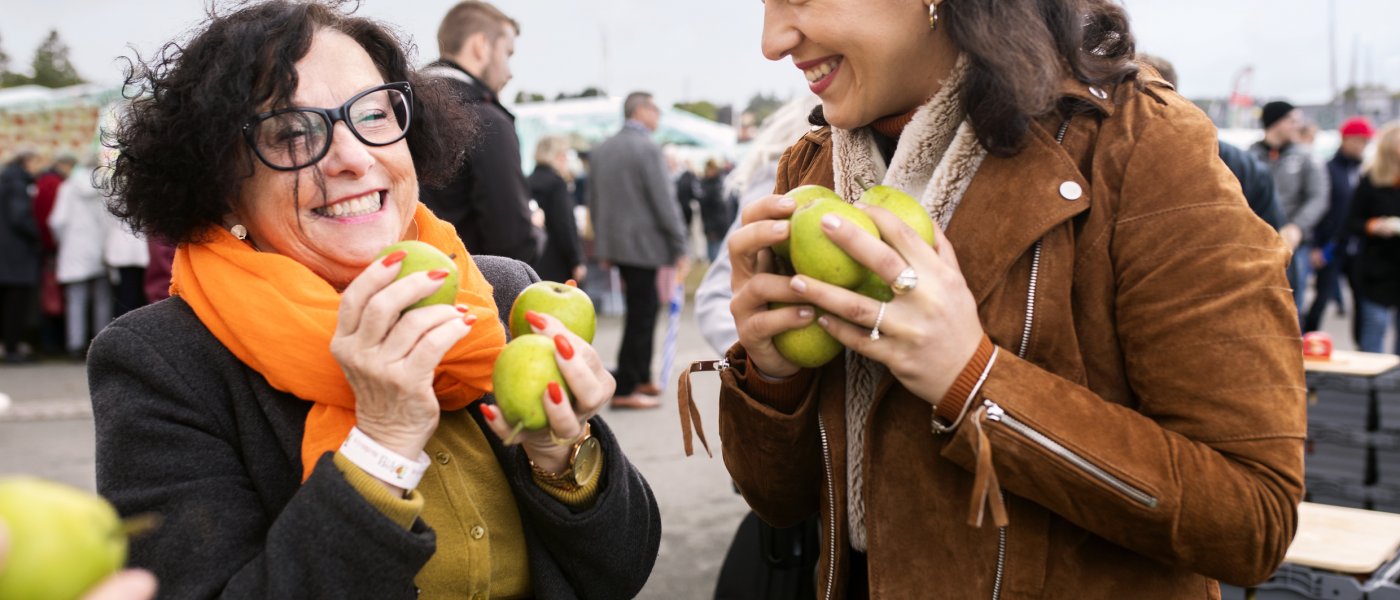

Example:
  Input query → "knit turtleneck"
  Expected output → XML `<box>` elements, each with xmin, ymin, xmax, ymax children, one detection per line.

<box><xmin>871</xmin><ymin>108</ymin><xmax>919</xmax><ymax>139</ymax></box>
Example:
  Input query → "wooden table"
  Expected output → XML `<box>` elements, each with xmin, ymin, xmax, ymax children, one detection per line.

<box><xmin>1304</xmin><ymin>350</ymin><xmax>1400</xmax><ymax>377</ymax></box>
<box><xmin>1286</xmin><ymin>502</ymin><xmax>1400</xmax><ymax>574</ymax></box>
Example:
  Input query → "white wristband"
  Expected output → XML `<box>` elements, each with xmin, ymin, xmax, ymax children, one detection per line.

<box><xmin>340</xmin><ymin>427</ymin><xmax>431</xmax><ymax>491</ymax></box>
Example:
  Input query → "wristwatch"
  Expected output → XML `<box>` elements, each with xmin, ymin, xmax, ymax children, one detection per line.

<box><xmin>529</xmin><ymin>423</ymin><xmax>602</xmax><ymax>491</ymax></box>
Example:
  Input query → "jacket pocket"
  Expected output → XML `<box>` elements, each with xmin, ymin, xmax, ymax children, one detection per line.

<box><xmin>983</xmin><ymin>400</ymin><xmax>1159</xmax><ymax>509</ymax></box>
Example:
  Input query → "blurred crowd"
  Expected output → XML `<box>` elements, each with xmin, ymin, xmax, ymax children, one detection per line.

<box><xmin>0</xmin><ymin>151</ymin><xmax>163</xmax><ymax>364</ymax></box>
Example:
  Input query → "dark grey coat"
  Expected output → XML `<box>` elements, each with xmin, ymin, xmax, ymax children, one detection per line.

<box><xmin>586</xmin><ymin>125</ymin><xmax>687</xmax><ymax>268</ymax></box>
<box><xmin>89</xmin><ymin>255</ymin><xmax>661</xmax><ymax>599</ymax></box>
<box><xmin>0</xmin><ymin>161</ymin><xmax>39</xmax><ymax>285</ymax></box>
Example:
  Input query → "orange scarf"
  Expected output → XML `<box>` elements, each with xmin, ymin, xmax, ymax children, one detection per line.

<box><xmin>170</xmin><ymin>203</ymin><xmax>505</xmax><ymax>481</ymax></box>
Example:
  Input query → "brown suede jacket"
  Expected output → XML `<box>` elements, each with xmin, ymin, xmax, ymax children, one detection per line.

<box><xmin>718</xmin><ymin>71</ymin><xmax>1306</xmax><ymax>599</ymax></box>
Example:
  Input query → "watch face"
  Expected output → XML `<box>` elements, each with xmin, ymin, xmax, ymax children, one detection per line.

<box><xmin>573</xmin><ymin>437</ymin><xmax>602</xmax><ymax>487</ymax></box>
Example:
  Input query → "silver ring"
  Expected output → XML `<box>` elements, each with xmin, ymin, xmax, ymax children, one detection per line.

<box><xmin>891</xmin><ymin>267</ymin><xmax>918</xmax><ymax>295</ymax></box>
<box><xmin>870</xmin><ymin>302</ymin><xmax>888</xmax><ymax>341</ymax></box>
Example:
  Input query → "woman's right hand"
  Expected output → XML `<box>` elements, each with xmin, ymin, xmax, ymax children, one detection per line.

<box><xmin>728</xmin><ymin>194</ymin><xmax>810</xmax><ymax>379</ymax></box>
<box><xmin>331</xmin><ymin>251</ymin><xmax>474</xmax><ymax>460</ymax></box>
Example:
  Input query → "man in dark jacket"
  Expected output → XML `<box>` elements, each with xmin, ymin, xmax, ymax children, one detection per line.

<box><xmin>1304</xmin><ymin>116</ymin><xmax>1375</xmax><ymax>335</ymax></box>
<box><xmin>421</xmin><ymin>2</ymin><xmax>538</xmax><ymax>263</ymax></box>
<box><xmin>0</xmin><ymin>151</ymin><xmax>44</xmax><ymax>362</ymax></box>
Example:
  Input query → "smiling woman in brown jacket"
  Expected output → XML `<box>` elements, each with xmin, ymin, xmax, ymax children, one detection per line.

<box><xmin>719</xmin><ymin>0</ymin><xmax>1305</xmax><ymax>598</ymax></box>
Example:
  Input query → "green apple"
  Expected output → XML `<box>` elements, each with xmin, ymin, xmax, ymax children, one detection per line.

<box><xmin>858</xmin><ymin>185</ymin><xmax>937</xmax><ymax>248</ymax></box>
<box><xmin>790</xmin><ymin>198</ymin><xmax>880</xmax><ymax>289</ymax></box>
<box><xmin>770</xmin><ymin>303</ymin><xmax>844</xmax><ymax>368</ymax></box>
<box><xmin>375</xmin><ymin>241</ymin><xmax>459</xmax><ymax>311</ymax></box>
<box><xmin>0</xmin><ymin>477</ymin><xmax>127</xmax><ymax>600</ymax></box>
<box><xmin>772</xmin><ymin>185</ymin><xmax>842</xmax><ymax>260</ymax></box>
<box><xmin>492</xmin><ymin>334</ymin><xmax>568</xmax><ymax>434</ymax></box>
<box><xmin>509</xmin><ymin>281</ymin><xmax>596</xmax><ymax>343</ymax></box>
<box><xmin>854</xmin><ymin>272</ymin><xmax>896</xmax><ymax>303</ymax></box>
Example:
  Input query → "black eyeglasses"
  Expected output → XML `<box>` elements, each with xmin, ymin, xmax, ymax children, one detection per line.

<box><xmin>242</xmin><ymin>81</ymin><xmax>413</xmax><ymax>171</ymax></box>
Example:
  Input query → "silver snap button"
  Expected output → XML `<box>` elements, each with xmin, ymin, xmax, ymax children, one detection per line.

<box><xmin>1089</xmin><ymin>86</ymin><xmax>1108</xmax><ymax>100</ymax></box>
<box><xmin>1059</xmin><ymin>181</ymin><xmax>1083</xmax><ymax>201</ymax></box>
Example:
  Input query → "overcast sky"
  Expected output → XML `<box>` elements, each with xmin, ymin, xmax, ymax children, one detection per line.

<box><xmin>3</xmin><ymin>0</ymin><xmax>1399</xmax><ymax>111</ymax></box>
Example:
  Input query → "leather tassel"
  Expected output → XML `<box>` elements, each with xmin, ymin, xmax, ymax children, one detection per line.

<box><xmin>677</xmin><ymin>360</ymin><xmax>720</xmax><ymax>458</ymax></box>
<box><xmin>968</xmin><ymin>409</ymin><xmax>1009</xmax><ymax>528</ymax></box>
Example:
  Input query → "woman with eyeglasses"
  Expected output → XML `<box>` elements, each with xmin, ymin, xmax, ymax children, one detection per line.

<box><xmin>89</xmin><ymin>2</ymin><xmax>659</xmax><ymax>598</ymax></box>
<box><xmin>716</xmin><ymin>0</ymin><xmax>1304</xmax><ymax>597</ymax></box>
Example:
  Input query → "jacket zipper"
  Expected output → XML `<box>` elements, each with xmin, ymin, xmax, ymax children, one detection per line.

<box><xmin>818</xmin><ymin>418</ymin><xmax>838</xmax><ymax>600</ymax></box>
<box><xmin>983</xmin><ymin>400</ymin><xmax>1159</xmax><ymax>508</ymax></box>
<box><xmin>987</xmin><ymin>119</ymin><xmax>1074</xmax><ymax>600</ymax></box>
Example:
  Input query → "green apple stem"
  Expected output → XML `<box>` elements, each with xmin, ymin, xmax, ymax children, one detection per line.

<box><xmin>121</xmin><ymin>513</ymin><xmax>162</xmax><ymax>539</ymax></box>
<box><xmin>503</xmin><ymin>421</ymin><xmax>526</xmax><ymax>445</ymax></box>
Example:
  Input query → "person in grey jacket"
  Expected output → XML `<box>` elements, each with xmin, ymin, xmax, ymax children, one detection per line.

<box><xmin>1249</xmin><ymin>100</ymin><xmax>1330</xmax><ymax>322</ymax></box>
<box><xmin>92</xmin><ymin>3</ymin><xmax>659</xmax><ymax>598</ymax></box>
<box><xmin>587</xmin><ymin>91</ymin><xmax>690</xmax><ymax>408</ymax></box>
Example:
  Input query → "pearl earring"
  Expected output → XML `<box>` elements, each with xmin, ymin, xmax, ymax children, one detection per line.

<box><xmin>230</xmin><ymin>224</ymin><xmax>248</xmax><ymax>240</ymax></box>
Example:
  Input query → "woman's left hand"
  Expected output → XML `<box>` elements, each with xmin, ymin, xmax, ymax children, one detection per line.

<box><xmin>481</xmin><ymin>312</ymin><xmax>614</xmax><ymax>472</ymax></box>
<box><xmin>790</xmin><ymin>203</ymin><xmax>984</xmax><ymax>404</ymax></box>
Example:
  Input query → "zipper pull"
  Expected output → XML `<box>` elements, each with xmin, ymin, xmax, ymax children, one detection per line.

<box><xmin>677</xmin><ymin>359</ymin><xmax>722</xmax><ymax>458</ymax></box>
<box><xmin>984</xmin><ymin>399</ymin><xmax>1005</xmax><ymax>422</ymax></box>
<box><xmin>968</xmin><ymin>403</ymin><xmax>1010</xmax><ymax>528</ymax></box>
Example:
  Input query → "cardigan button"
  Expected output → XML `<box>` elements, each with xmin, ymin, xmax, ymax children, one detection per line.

<box><xmin>436</xmin><ymin>451</ymin><xmax>451</xmax><ymax>465</ymax></box>
<box><xmin>471</xmin><ymin>525</ymin><xmax>486</xmax><ymax>540</ymax></box>
<box><xmin>1059</xmin><ymin>181</ymin><xmax>1083</xmax><ymax>201</ymax></box>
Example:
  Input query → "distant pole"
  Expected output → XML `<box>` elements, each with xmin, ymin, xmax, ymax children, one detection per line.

<box><xmin>1328</xmin><ymin>0</ymin><xmax>1337</xmax><ymax>124</ymax></box>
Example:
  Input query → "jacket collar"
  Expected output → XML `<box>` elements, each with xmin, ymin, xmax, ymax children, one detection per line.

<box><xmin>424</xmin><ymin>59</ymin><xmax>517</xmax><ymax>121</ymax></box>
<box><xmin>946</xmin><ymin>117</ymin><xmax>1091</xmax><ymax>305</ymax></box>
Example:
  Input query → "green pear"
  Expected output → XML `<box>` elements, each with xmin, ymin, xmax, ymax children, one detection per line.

<box><xmin>375</xmin><ymin>241</ymin><xmax>459</xmax><ymax>311</ymax></box>
<box><xmin>858</xmin><ymin>185</ymin><xmax>937</xmax><ymax>248</ymax></box>
<box><xmin>790</xmin><ymin>198</ymin><xmax>879</xmax><ymax>289</ymax></box>
<box><xmin>772</xmin><ymin>185</ymin><xmax>842</xmax><ymax>260</ymax></box>
<box><xmin>770</xmin><ymin>303</ymin><xmax>844</xmax><ymax>368</ymax></box>
<box><xmin>492</xmin><ymin>334</ymin><xmax>568</xmax><ymax>434</ymax></box>
<box><xmin>509</xmin><ymin>281</ymin><xmax>596</xmax><ymax>343</ymax></box>
<box><xmin>0</xmin><ymin>477</ymin><xmax>127</xmax><ymax>600</ymax></box>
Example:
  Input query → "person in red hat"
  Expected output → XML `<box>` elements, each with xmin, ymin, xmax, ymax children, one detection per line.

<box><xmin>1303</xmin><ymin>116</ymin><xmax>1375</xmax><ymax>336</ymax></box>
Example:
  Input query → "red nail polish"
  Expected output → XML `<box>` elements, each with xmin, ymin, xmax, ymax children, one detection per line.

<box><xmin>482</xmin><ymin>404</ymin><xmax>496</xmax><ymax>421</ymax></box>
<box><xmin>455</xmin><ymin>304</ymin><xmax>469</xmax><ymax>314</ymax></box>
<box><xmin>554</xmin><ymin>334</ymin><xmax>574</xmax><ymax>360</ymax></box>
<box><xmin>380</xmin><ymin>250</ymin><xmax>407</xmax><ymax>267</ymax></box>
<box><xmin>464</xmin><ymin>314</ymin><xmax>478</xmax><ymax>326</ymax></box>
<box><xmin>427</xmin><ymin>269</ymin><xmax>450</xmax><ymax>281</ymax></box>
<box><xmin>547</xmin><ymin>382</ymin><xmax>564</xmax><ymax>405</ymax></box>
<box><xmin>565</xmin><ymin>279</ymin><xmax>578</xmax><ymax>288</ymax></box>
<box><xmin>525</xmin><ymin>310</ymin><xmax>547</xmax><ymax>331</ymax></box>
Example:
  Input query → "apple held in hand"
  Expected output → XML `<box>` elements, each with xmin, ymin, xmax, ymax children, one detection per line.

<box><xmin>790</xmin><ymin>198</ymin><xmax>880</xmax><ymax>290</ymax></box>
<box><xmin>509</xmin><ymin>281</ymin><xmax>596</xmax><ymax>343</ymax></box>
<box><xmin>773</xmin><ymin>185</ymin><xmax>842</xmax><ymax>260</ymax></box>
<box><xmin>0</xmin><ymin>477</ymin><xmax>127</xmax><ymax>600</ymax></box>
<box><xmin>492</xmin><ymin>334</ymin><xmax>569</xmax><ymax>438</ymax></box>
<box><xmin>771</xmin><ymin>303</ymin><xmax>844</xmax><ymax>368</ymax></box>
<box><xmin>858</xmin><ymin>185</ymin><xmax>936</xmax><ymax>248</ymax></box>
<box><xmin>376</xmin><ymin>241</ymin><xmax>459</xmax><ymax>310</ymax></box>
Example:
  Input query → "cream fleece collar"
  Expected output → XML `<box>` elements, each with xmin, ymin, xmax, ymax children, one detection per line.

<box><xmin>837</xmin><ymin>54</ymin><xmax>988</xmax><ymax>552</ymax></box>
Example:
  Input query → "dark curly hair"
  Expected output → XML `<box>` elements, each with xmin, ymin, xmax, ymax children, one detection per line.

<box><xmin>809</xmin><ymin>0</ymin><xmax>1137</xmax><ymax>158</ymax></box>
<box><xmin>105</xmin><ymin>1</ymin><xmax>474</xmax><ymax>244</ymax></box>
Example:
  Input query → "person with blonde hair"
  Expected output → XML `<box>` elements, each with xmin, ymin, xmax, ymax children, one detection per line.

<box><xmin>1349</xmin><ymin>122</ymin><xmax>1400</xmax><ymax>353</ymax></box>
<box><xmin>528</xmin><ymin>135</ymin><xmax>585</xmax><ymax>283</ymax></box>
